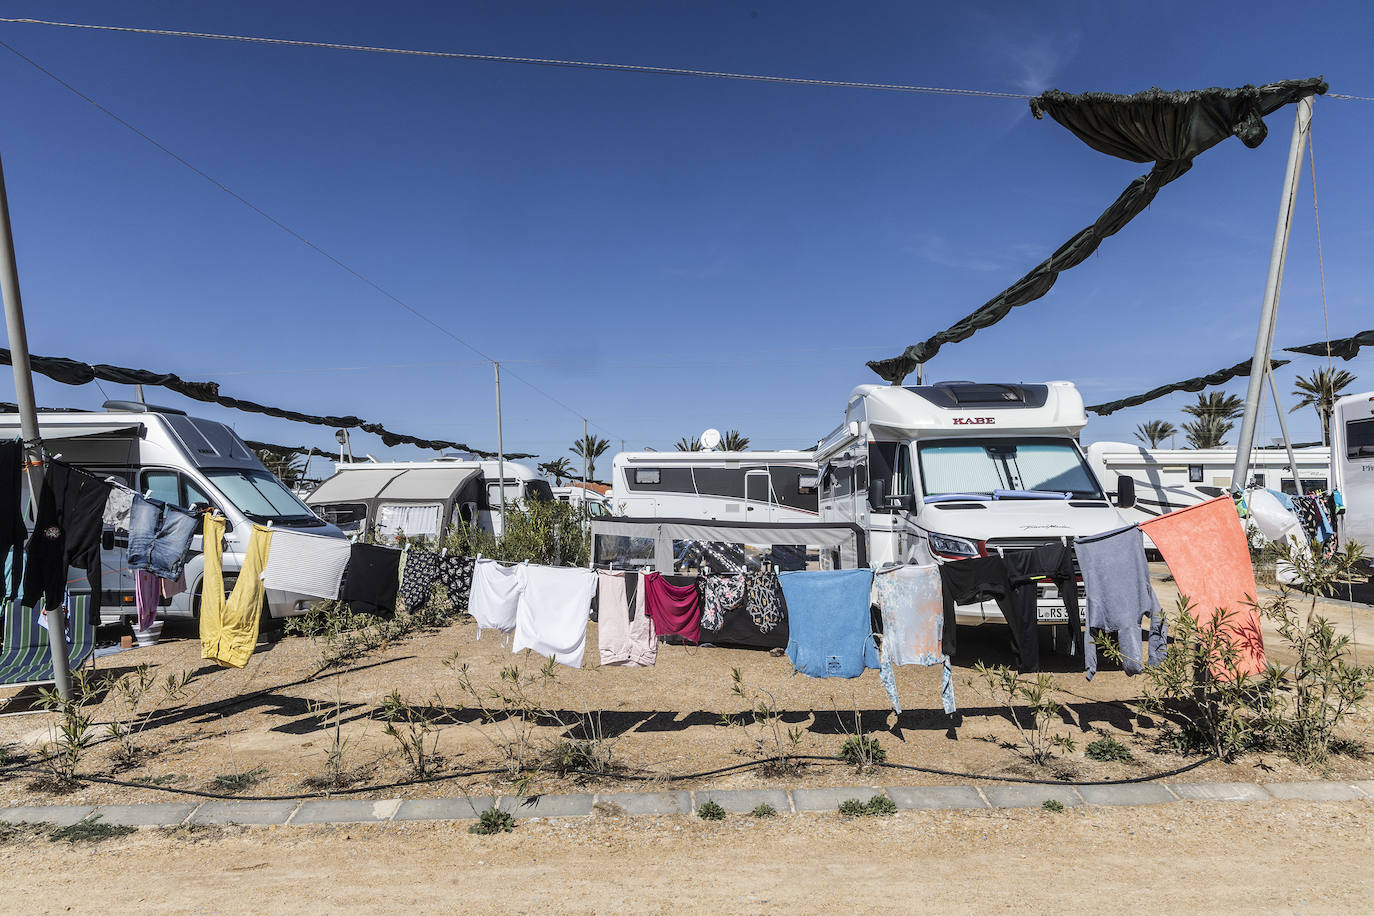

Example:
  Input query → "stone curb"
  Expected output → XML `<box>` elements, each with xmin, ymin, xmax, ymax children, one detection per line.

<box><xmin>2</xmin><ymin>779</ymin><xmax>1368</xmax><ymax>828</ymax></box>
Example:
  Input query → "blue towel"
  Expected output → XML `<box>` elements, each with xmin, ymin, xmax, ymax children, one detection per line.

<box><xmin>780</xmin><ymin>569</ymin><xmax>878</xmax><ymax>678</ymax></box>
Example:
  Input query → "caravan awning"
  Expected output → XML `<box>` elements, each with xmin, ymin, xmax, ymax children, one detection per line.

<box><xmin>306</xmin><ymin>468</ymin><xmax>405</xmax><ymax>504</ymax></box>
<box><xmin>377</xmin><ymin>467</ymin><xmax>481</xmax><ymax>500</ymax></box>
<box><xmin>34</xmin><ymin>421</ymin><xmax>141</xmax><ymax>440</ymax></box>
<box><xmin>306</xmin><ymin>466</ymin><xmax>483</xmax><ymax>505</ymax></box>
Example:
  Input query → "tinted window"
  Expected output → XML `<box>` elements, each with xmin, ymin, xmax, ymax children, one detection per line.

<box><xmin>141</xmin><ymin>469</ymin><xmax>181</xmax><ymax>506</ymax></box>
<box><xmin>525</xmin><ymin>480</ymin><xmax>554</xmax><ymax>502</ymax></box>
<box><xmin>692</xmin><ymin>468</ymin><xmax>743</xmax><ymax>499</ymax></box>
<box><xmin>770</xmin><ymin>466</ymin><xmax>819</xmax><ymax>512</ymax></box>
<box><xmin>1347</xmin><ymin>418</ymin><xmax>1374</xmax><ymax>459</ymax></box>
<box><xmin>633</xmin><ymin>469</ymin><xmax>661</xmax><ymax>485</ymax></box>
<box><xmin>626</xmin><ymin>467</ymin><xmax>695</xmax><ymax>494</ymax></box>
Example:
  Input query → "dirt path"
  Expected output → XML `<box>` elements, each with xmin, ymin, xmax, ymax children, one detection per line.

<box><xmin>3</xmin><ymin>799</ymin><xmax>1370</xmax><ymax>913</ymax></box>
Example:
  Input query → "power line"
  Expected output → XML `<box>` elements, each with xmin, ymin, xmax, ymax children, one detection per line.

<box><xmin>0</xmin><ymin>38</ymin><xmax>622</xmax><ymax>445</ymax></box>
<box><xmin>0</xmin><ymin>17</ymin><xmax>1033</xmax><ymax>99</ymax></box>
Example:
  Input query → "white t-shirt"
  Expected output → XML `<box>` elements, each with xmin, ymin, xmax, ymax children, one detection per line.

<box><xmin>513</xmin><ymin>565</ymin><xmax>596</xmax><ymax>668</ymax></box>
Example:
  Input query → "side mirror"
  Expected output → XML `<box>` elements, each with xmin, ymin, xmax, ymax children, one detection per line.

<box><xmin>1115</xmin><ymin>474</ymin><xmax>1136</xmax><ymax>509</ymax></box>
<box><xmin>867</xmin><ymin>478</ymin><xmax>887</xmax><ymax>511</ymax></box>
<box><xmin>885</xmin><ymin>492</ymin><xmax>914</xmax><ymax>512</ymax></box>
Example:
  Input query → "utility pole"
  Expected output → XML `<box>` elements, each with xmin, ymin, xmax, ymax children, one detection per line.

<box><xmin>494</xmin><ymin>361</ymin><xmax>505</xmax><ymax>539</ymax></box>
<box><xmin>1231</xmin><ymin>96</ymin><xmax>1313</xmax><ymax>491</ymax></box>
<box><xmin>0</xmin><ymin>151</ymin><xmax>70</xmax><ymax>699</ymax></box>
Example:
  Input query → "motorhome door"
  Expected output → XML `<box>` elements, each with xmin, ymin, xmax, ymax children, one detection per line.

<box><xmin>745</xmin><ymin>470</ymin><xmax>773</xmax><ymax>522</ymax></box>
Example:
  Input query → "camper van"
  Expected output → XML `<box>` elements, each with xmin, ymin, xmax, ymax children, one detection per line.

<box><xmin>815</xmin><ymin>381</ymin><xmax>1131</xmax><ymax>627</ymax></box>
<box><xmin>0</xmin><ymin>401</ymin><xmax>344</xmax><ymax>625</ymax></box>
<box><xmin>1330</xmin><ymin>390</ymin><xmax>1374</xmax><ymax>555</ymax></box>
<box><xmin>610</xmin><ymin>450</ymin><xmax>820</xmax><ymax>522</ymax></box>
<box><xmin>1085</xmin><ymin>442</ymin><xmax>1331</xmax><ymax>526</ymax></box>
<box><xmin>306</xmin><ymin>457</ymin><xmax>552</xmax><ymax>542</ymax></box>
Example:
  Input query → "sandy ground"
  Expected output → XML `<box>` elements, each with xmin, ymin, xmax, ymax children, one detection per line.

<box><xmin>2</xmin><ymin>800</ymin><xmax>1371</xmax><ymax>914</ymax></box>
<box><xmin>0</xmin><ymin>570</ymin><xmax>1371</xmax><ymax>808</ymax></box>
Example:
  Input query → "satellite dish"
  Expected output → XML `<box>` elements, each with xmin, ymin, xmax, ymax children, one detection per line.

<box><xmin>700</xmin><ymin>428</ymin><xmax>722</xmax><ymax>451</ymax></box>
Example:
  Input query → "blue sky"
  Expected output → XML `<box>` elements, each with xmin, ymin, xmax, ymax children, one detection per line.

<box><xmin>1</xmin><ymin>1</ymin><xmax>1371</xmax><ymax>477</ymax></box>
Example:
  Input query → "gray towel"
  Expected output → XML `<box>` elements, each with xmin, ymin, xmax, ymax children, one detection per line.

<box><xmin>1074</xmin><ymin>524</ymin><xmax>1167</xmax><ymax>680</ymax></box>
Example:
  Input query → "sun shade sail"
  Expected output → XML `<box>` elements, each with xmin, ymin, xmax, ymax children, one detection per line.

<box><xmin>0</xmin><ymin>348</ymin><xmax>531</xmax><ymax>458</ymax></box>
<box><xmin>867</xmin><ymin>78</ymin><xmax>1328</xmax><ymax>385</ymax></box>
<box><xmin>1086</xmin><ymin>358</ymin><xmax>1290</xmax><ymax>416</ymax></box>
<box><xmin>1283</xmin><ymin>329</ymin><xmax>1374</xmax><ymax>361</ymax></box>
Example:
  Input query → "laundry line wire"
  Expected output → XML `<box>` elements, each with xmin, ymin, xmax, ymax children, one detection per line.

<box><xmin>0</xmin><ymin>37</ymin><xmax>624</xmax><ymax>448</ymax></box>
<box><xmin>0</xmin><ymin>17</ymin><xmax>1032</xmax><ymax>99</ymax></box>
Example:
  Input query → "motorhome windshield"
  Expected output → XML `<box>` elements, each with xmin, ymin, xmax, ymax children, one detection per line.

<box><xmin>917</xmin><ymin>437</ymin><xmax>1103</xmax><ymax>499</ymax></box>
<box><xmin>204</xmin><ymin>469</ymin><xmax>324</xmax><ymax>526</ymax></box>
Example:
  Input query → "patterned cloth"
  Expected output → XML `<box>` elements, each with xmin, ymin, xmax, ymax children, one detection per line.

<box><xmin>744</xmin><ymin>572</ymin><xmax>785</xmax><ymax>634</ymax></box>
<box><xmin>400</xmin><ymin>549</ymin><xmax>440</xmax><ymax>613</ymax></box>
<box><xmin>701</xmin><ymin>574</ymin><xmax>746</xmax><ymax>631</ymax></box>
<box><xmin>437</xmin><ymin>554</ymin><xmax>476</xmax><ymax>614</ymax></box>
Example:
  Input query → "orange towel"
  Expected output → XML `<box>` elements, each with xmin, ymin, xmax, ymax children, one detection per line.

<box><xmin>1139</xmin><ymin>496</ymin><xmax>1265</xmax><ymax>677</ymax></box>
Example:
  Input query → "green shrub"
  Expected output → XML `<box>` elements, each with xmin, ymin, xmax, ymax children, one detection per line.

<box><xmin>750</xmin><ymin>803</ymin><xmax>777</xmax><ymax>818</ymax></box>
<box><xmin>1042</xmin><ymin>799</ymin><xmax>1065</xmax><ymax>813</ymax></box>
<box><xmin>1084</xmin><ymin>734</ymin><xmax>1134</xmax><ymax>763</ymax></box>
<box><xmin>968</xmin><ymin>663</ymin><xmax>1076</xmax><ymax>764</ymax></box>
<box><xmin>838</xmin><ymin>734</ymin><xmax>887</xmax><ymax>770</ymax></box>
<box><xmin>697</xmin><ymin>800</ymin><xmax>727</xmax><ymax>821</ymax></box>
<box><xmin>468</xmin><ymin>807</ymin><xmax>516</xmax><ymax>835</ymax></box>
<box><xmin>839</xmin><ymin>795</ymin><xmax>896</xmax><ymax>817</ymax></box>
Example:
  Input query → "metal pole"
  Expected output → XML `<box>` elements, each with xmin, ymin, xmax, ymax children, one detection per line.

<box><xmin>1267</xmin><ymin>364</ymin><xmax>1304</xmax><ymax>497</ymax></box>
<box><xmin>0</xmin><ymin>151</ymin><xmax>70</xmax><ymax>699</ymax></box>
<box><xmin>1231</xmin><ymin>97</ymin><xmax>1313</xmax><ymax>491</ymax></box>
<box><xmin>494</xmin><ymin>361</ymin><xmax>505</xmax><ymax>539</ymax></box>
<box><xmin>134</xmin><ymin>384</ymin><xmax>145</xmax><ymax>404</ymax></box>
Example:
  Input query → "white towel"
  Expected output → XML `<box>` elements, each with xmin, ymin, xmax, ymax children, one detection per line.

<box><xmin>469</xmin><ymin>559</ymin><xmax>521</xmax><ymax>637</ymax></box>
<box><xmin>513</xmin><ymin>565</ymin><xmax>596</xmax><ymax>668</ymax></box>
<box><xmin>261</xmin><ymin>530</ymin><xmax>351</xmax><ymax>600</ymax></box>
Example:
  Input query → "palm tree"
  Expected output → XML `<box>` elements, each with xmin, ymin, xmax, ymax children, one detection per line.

<box><xmin>1291</xmin><ymin>367</ymin><xmax>1358</xmax><ymax>445</ymax></box>
<box><xmin>1182</xmin><ymin>390</ymin><xmax>1244</xmax><ymax>422</ymax></box>
<box><xmin>1134</xmin><ymin>420</ymin><xmax>1177</xmax><ymax>448</ymax></box>
<box><xmin>721</xmin><ymin>429</ymin><xmax>750</xmax><ymax>451</ymax></box>
<box><xmin>674</xmin><ymin>436</ymin><xmax>702</xmax><ymax>451</ymax></box>
<box><xmin>252</xmin><ymin>446</ymin><xmax>309</xmax><ymax>489</ymax></box>
<box><xmin>1182</xmin><ymin>415</ymin><xmax>1232</xmax><ymax>449</ymax></box>
<box><xmin>570</xmin><ymin>434</ymin><xmax>610</xmax><ymax>482</ymax></box>
<box><xmin>538</xmin><ymin>457</ymin><xmax>574</xmax><ymax>485</ymax></box>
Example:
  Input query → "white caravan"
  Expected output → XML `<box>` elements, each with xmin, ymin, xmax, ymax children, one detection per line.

<box><xmin>1085</xmin><ymin>442</ymin><xmax>1331</xmax><ymax>526</ymax></box>
<box><xmin>0</xmin><ymin>401</ymin><xmax>344</xmax><ymax>625</ymax></box>
<box><xmin>1330</xmin><ymin>390</ymin><xmax>1374</xmax><ymax>556</ymax></box>
<box><xmin>610</xmin><ymin>450</ymin><xmax>819</xmax><ymax>522</ymax></box>
<box><xmin>552</xmin><ymin>484</ymin><xmax>610</xmax><ymax>516</ymax></box>
<box><xmin>306</xmin><ymin>457</ymin><xmax>552</xmax><ymax>542</ymax></box>
<box><xmin>815</xmin><ymin>381</ymin><xmax>1131</xmax><ymax>627</ymax></box>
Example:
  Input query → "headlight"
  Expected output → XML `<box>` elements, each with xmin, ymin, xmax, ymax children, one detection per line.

<box><xmin>928</xmin><ymin>532</ymin><xmax>981</xmax><ymax>559</ymax></box>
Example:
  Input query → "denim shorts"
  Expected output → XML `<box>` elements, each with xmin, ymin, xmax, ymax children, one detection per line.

<box><xmin>127</xmin><ymin>495</ymin><xmax>199</xmax><ymax>579</ymax></box>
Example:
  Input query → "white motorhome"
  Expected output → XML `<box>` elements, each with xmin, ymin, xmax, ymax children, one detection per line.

<box><xmin>552</xmin><ymin>484</ymin><xmax>610</xmax><ymax>516</ymax></box>
<box><xmin>306</xmin><ymin>457</ymin><xmax>552</xmax><ymax>542</ymax></box>
<box><xmin>1330</xmin><ymin>389</ymin><xmax>1374</xmax><ymax>555</ymax></box>
<box><xmin>610</xmin><ymin>450</ymin><xmax>819</xmax><ymax>522</ymax></box>
<box><xmin>816</xmin><ymin>381</ymin><xmax>1131</xmax><ymax>627</ymax></box>
<box><xmin>1085</xmin><ymin>442</ymin><xmax>1331</xmax><ymax>527</ymax></box>
<box><xmin>0</xmin><ymin>401</ymin><xmax>344</xmax><ymax>625</ymax></box>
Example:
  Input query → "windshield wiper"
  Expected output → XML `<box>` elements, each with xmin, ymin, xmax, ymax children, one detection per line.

<box><xmin>992</xmin><ymin>489</ymin><xmax>1072</xmax><ymax>500</ymax></box>
<box><xmin>924</xmin><ymin>492</ymin><xmax>992</xmax><ymax>504</ymax></box>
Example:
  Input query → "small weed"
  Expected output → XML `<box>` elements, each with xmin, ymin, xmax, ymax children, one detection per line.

<box><xmin>1085</xmin><ymin>734</ymin><xmax>1135</xmax><ymax>763</ymax></box>
<box><xmin>968</xmin><ymin>663</ymin><xmax>1077</xmax><ymax>765</ymax></box>
<box><xmin>34</xmin><ymin>671</ymin><xmax>97</xmax><ymax>787</ymax></box>
<box><xmin>468</xmin><ymin>807</ymin><xmax>516</xmax><ymax>835</ymax></box>
<box><xmin>592</xmin><ymin>801</ymin><xmax>625</xmax><ymax>817</ymax></box>
<box><xmin>48</xmin><ymin>816</ymin><xmax>136</xmax><ymax>845</ymax></box>
<box><xmin>544</xmin><ymin>738</ymin><xmax>609</xmax><ymax>777</ymax></box>
<box><xmin>839</xmin><ymin>795</ymin><xmax>896</xmax><ymax>817</ymax></box>
<box><xmin>728</xmin><ymin>667</ymin><xmax>804</xmax><ymax>776</ymax></box>
<box><xmin>1042</xmin><ymin>799</ymin><xmax>1065</xmax><ymax>813</ymax></box>
<box><xmin>750</xmin><ymin>803</ymin><xmax>777</xmax><ymax>818</ymax></box>
<box><xmin>697</xmin><ymin>800</ymin><xmax>727</xmax><ymax>821</ymax></box>
<box><xmin>379</xmin><ymin>690</ymin><xmax>445</xmax><ymax>779</ymax></box>
<box><xmin>136</xmin><ymin>773</ymin><xmax>186</xmax><ymax>787</ymax></box>
<box><xmin>212</xmin><ymin>766</ymin><xmax>267</xmax><ymax>794</ymax></box>
<box><xmin>838</xmin><ymin>734</ymin><xmax>887</xmax><ymax>770</ymax></box>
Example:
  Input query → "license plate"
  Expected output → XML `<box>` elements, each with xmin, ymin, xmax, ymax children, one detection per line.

<box><xmin>1037</xmin><ymin>602</ymin><xmax>1069</xmax><ymax>623</ymax></box>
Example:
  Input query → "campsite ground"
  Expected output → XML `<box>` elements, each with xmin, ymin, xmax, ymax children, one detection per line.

<box><xmin>4</xmin><ymin>799</ymin><xmax>1372</xmax><ymax>913</ymax></box>
<box><xmin>1</xmin><ymin>571</ymin><xmax>1372</xmax><ymax>808</ymax></box>
<box><xmin>0</xmin><ymin>573</ymin><xmax>1372</xmax><ymax>912</ymax></box>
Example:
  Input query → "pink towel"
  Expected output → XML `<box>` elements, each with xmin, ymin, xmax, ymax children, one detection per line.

<box><xmin>644</xmin><ymin>573</ymin><xmax>701</xmax><ymax>644</ymax></box>
<box><xmin>1139</xmin><ymin>496</ymin><xmax>1265</xmax><ymax>677</ymax></box>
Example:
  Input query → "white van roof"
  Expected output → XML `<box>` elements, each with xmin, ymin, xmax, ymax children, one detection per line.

<box><xmin>849</xmin><ymin>381</ymin><xmax>1088</xmax><ymax>438</ymax></box>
